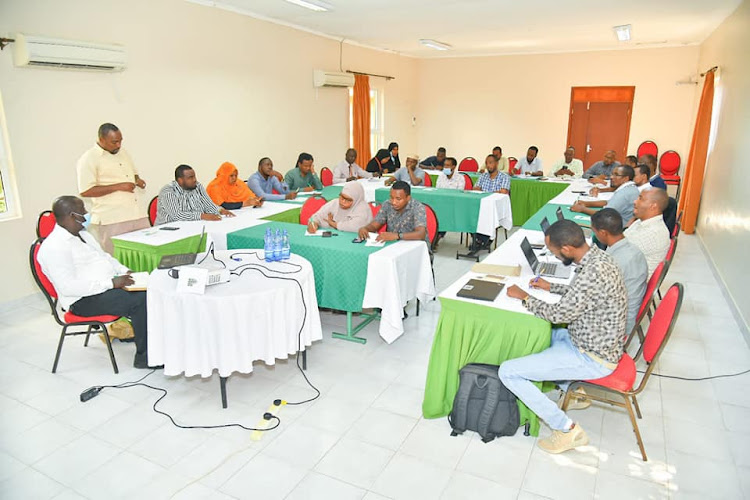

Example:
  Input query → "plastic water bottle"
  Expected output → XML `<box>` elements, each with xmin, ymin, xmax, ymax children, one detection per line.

<box><xmin>264</xmin><ymin>228</ymin><xmax>273</xmax><ymax>262</ymax></box>
<box><xmin>281</xmin><ymin>230</ymin><xmax>291</xmax><ymax>260</ymax></box>
<box><xmin>273</xmin><ymin>229</ymin><xmax>282</xmax><ymax>261</ymax></box>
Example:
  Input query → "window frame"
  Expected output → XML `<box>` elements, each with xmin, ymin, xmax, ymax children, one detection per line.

<box><xmin>0</xmin><ymin>90</ymin><xmax>22</xmax><ymax>222</ymax></box>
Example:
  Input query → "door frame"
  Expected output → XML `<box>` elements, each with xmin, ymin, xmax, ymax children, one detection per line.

<box><xmin>566</xmin><ymin>86</ymin><xmax>635</xmax><ymax>164</ymax></box>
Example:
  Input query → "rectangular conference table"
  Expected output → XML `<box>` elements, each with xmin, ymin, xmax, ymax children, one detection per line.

<box><xmin>226</xmin><ymin>222</ymin><xmax>436</xmax><ymax>344</ymax></box>
<box><xmin>111</xmin><ymin>202</ymin><xmax>302</xmax><ymax>272</ymax></box>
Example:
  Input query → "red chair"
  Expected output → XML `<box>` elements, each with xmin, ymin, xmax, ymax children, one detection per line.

<box><xmin>561</xmin><ymin>283</ymin><xmax>684</xmax><ymax>461</ymax></box>
<box><xmin>37</xmin><ymin>210</ymin><xmax>57</xmax><ymax>239</ymax></box>
<box><xmin>508</xmin><ymin>157</ymin><xmax>520</xmax><ymax>175</ymax></box>
<box><xmin>463</xmin><ymin>174</ymin><xmax>474</xmax><ymax>190</ymax></box>
<box><xmin>29</xmin><ymin>240</ymin><xmax>120</xmax><ymax>374</ymax></box>
<box><xmin>320</xmin><ymin>167</ymin><xmax>334</xmax><ymax>187</ymax></box>
<box><xmin>424</xmin><ymin>203</ymin><xmax>439</xmax><ymax>250</ymax></box>
<box><xmin>458</xmin><ymin>157</ymin><xmax>479</xmax><ymax>172</ymax></box>
<box><xmin>637</xmin><ymin>140</ymin><xmax>658</xmax><ymax>160</ymax></box>
<box><xmin>299</xmin><ymin>196</ymin><xmax>327</xmax><ymax>226</ymax></box>
<box><xmin>659</xmin><ymin>150</ymin><xmax>682</xmax><ymax>200</ymax></box>
<box><xmin>422</xmin><ymin>173</ymin><xmax>432</xmax><ymax>187</ymax></box>
<box><xmin>671</xmin><ymin>220</ymin><xmax>681</xmax><ymax>239</ymax></box>
<box><xmin>624</xmin><ymin>261</ymin><xmax>668</xmax><ymax>349</ymax></box>
<box><xmin>369</xmin><ymin>202</ymin><xmax>387</xmax><ymax>233</ymax></box>
<box><xmin>148</xmin><ymin>196</ymin><xmax>158</xmax><ymax>226</ymax></box>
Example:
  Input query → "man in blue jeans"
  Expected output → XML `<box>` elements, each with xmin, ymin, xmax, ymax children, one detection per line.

<box><xmin>501</xmin><ymin>220</ymin><xmax>627</xmax><ymax>454</ymax></box>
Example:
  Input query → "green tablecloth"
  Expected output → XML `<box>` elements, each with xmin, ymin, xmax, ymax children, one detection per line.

<box><xmin>321</xmin><ymin>185</ymin><xmax>343</xmax><ymax>201</ymax></box>
<box><xmin>374</xmin><ymin>188</ymin><xmax>492</xmax><ymax>234</ymax></box>
<box><xmin>509</xmin><ymin>178</ymin><xmax>569</xmax><ymax>227</ymax></box>
<box><xmin>521</xmin><ymin>203</ymin><xmax>592</xmax><ymax>231</ymax></box>
<box><xmin>262</xmin><ymin>207</ymin><xmax>301</xmax><ymax>224</ymax></box>
<box><xmin>422</xmin><ymin>298</ymin><xmax>552</xmax><ymax>436</ymax></box>
<box><xmin>112</xmin><ymin>234</ymin><xmax>207</xmax><ymax>273</ymax></box>
<box><xmin>226</xmin><ymin>222</ymin><xmax>392</xmax><ymax>312</ymax></box>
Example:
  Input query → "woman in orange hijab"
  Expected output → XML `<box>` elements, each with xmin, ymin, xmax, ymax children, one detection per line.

<box><xmin>206</xmin><ymin>162</ymin><xmax>263</xmax><ymax>209</ymax></box>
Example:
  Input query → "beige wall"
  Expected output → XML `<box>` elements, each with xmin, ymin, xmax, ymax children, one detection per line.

<box><xmin>415</xmin><ymin>47</ymin><xmax>700</xmax><ymax>169</ymax></box>
<box><xmin>0</xmin><ymin>0</ymin><xmax>417</xmax><ymax>303</ymax></box>
<box><xmin>694</xmin><ymin>0</ymin><xmax>750</xmax><ymax>327</ymax></box>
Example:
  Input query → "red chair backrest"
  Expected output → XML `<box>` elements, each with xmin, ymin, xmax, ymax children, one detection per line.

<box><xmin>508</xmin><ymin>157</ymin><xmax>519</xmax><ymax>174</ymax></box>
<box><xmin>641</xmin><ymin>284</ymin><xmax>684</xmax><ymax>362</ymax></box>
<box><xmin>422</xmin><ymin>173</ymin><xmax>432</xmax><ymax>187</ymax></box>
<box><xmin>369</xmin><ymin>202</ymin><xmax>387</xmax><ymax>233</ymax></box>
<box><xmin>37</xmin><ymin>210</ymin><xmax>56</xmax><ymax>239</ymax></box>
<box><xmin>665</xmin><ymin>237</ymin><xmax>678</xmax><ymax>265</ymax></box>
<box><xmin>299</xmin><ymin>196</ymin><xmax>327</xmax><ymax>226</ymax></box>
<box><xmin>659</xmin><ymin>150</ymin><xmax>681</xmax><ymax>176</ymax></box>
<box><xmin>637</xmin><ymin>140</ymin><xmax>658</xmax><ymax>159</ymax></box>
<box><xmin>148</xmin><ymin>196</ymin><xmax>158</xmax><ymax>226</ymax></box>
<box><xmin>424</xmin><ymin>203</ymin><xmax>438</xmax><ymax>247</ymax></box>
<box><xmin>637</xmin><ymin>261</ymin><xmax>667</xmax><ymax>320</ymax></box>
<box><xmin>671</xmin><ymin>221</ymin><xmax>681</xmax><ymax>239</ymax></box>
<box><xmin>320</xmin><ymin>167</ymin><xmax>333</xmax><ymax>187</ymax></box>
<box><xmin>30</xmin><ymin>240</ymin><xmax>59</xmax><ymax>301</ymax></box>
<box><xmin>458</xmin><ymin>157</ymin><xmax>479</xmax><ymax>172</ymax></box>
<box><xmin>463</xmin><ymin>174</ymin><xmax>473</xmax><ymax>190</ymax></box>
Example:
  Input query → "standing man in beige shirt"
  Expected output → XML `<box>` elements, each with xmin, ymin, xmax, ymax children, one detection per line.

<box><xmin>76</xmin><ymin>123</ymin><xmax>149</xmax><ymax>254</ymax></box>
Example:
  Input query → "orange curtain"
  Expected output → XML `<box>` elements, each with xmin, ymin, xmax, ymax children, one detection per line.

<box><xmin>352</xmin><ymin>74</ymin><xmax>371</xmax><ymax>163</ymax></box>
<box><xmin>678</xmin><ymin>70</ymin><xmax>716</xmax><ymax>234</ymax></box>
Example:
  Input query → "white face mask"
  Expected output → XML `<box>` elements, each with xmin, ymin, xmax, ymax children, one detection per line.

<box><xmin>443</xmin><ymin>168</ymin><xmax>452</xmax><ymax>176</ymax></box>
<box><xmin>72</xmin><ymin>212</ymin><xmax>91</xmax><ymax>229</ymax></box>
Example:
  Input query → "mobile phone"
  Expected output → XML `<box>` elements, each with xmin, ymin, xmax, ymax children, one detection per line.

<box><xmin>352</xmin><ymin>237</ymin><xmax>364</xmax><ymax>243</ymax></box>
<box><xmin>159</xmin><ymin>226</ymin><xmax>179</xmax><ymax>231</ymax></box>
<box><xmin>530</xmin><ymin>244</ymin><xmax>544</xmax><ymax>250</ymax></box>
<box><xmin>322</xmin><ymin>231</ymin><xmax>332</xmax><ymax>238</ymax></box>
<box><xmin>572</xmin><ymin>190</ymin><xmax>587</xmax><ymax>194</ymax></box>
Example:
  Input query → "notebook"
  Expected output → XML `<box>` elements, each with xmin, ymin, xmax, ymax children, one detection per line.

<box><xmin>456</xmin><ymin>279</ymin><xmax>505</xmax><ymax>301</ymax></box>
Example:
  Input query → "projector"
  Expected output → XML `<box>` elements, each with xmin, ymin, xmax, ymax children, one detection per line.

<box><xmin>206</xmin><ymin>268</ymin><xmax>230</xmax><ymax>286</ymax></box>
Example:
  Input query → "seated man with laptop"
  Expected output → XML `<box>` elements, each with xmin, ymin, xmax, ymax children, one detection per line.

<box><xmin>500</xmin><ymin>220</ymin><xmax>627</xmax><ymax>455</ymax></box>
<box><xmin>155</xmin><ymin>164</ymin><xmax>234</xmax><ymax>225</ymax></box>
<box><xmin>37</xmin><ymin>196</ymin><xmax>155</xmax><ymax>369</ymax></box>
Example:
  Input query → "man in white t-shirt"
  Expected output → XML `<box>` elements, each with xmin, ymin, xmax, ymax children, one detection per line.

<box><xmin>549</xmin><ymin>147</ymin><xmax>584</xmax><ymax>177</ymax></box>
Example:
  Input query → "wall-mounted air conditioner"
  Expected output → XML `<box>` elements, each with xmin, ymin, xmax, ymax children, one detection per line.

<box><xmin>313</xmin><ymin>70</ymin><xmax>355</xmax><ymax>88</ymax></box>
<box><xmin>12</xmin><ymin>33</ymin><xmax>126</xmax><ymax>71</ymax></box>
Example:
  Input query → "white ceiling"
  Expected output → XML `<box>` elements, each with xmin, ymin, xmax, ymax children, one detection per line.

<box><xmin>189</xmin><ymin>0</ymin><xmax>741</xmax><ymax>58</ymax></box>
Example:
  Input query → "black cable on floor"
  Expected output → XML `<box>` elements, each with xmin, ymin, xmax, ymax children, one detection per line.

<box><xmin>638</xmin><ymin>367</ymin><xmax>750</xmax><ymax>381</ymax></box>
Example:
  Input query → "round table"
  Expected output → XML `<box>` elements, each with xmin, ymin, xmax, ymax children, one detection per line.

<box><xmin>147</xmin><ymin>250</ymin><xmax>322</xmax><ymax>406</ymax></box>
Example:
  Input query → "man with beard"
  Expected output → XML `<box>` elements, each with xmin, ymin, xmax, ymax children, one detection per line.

<box><xmin>500</xmin><ymin>220</ymin><xmax>627</xmax><ymax>455</ymax></box>
<box><xmin>155</xmin><ymin>164</ymin><xmax>234</xmax><ymax>225</ymax></box>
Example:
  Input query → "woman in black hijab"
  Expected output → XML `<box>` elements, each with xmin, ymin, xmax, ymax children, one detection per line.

<box><xmin>366</xmin><ymin>148</ymin><xmax>391</xmax><ymax>176</ymax></box>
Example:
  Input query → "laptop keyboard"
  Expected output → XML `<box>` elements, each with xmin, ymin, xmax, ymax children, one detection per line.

<box><xmin>540</xmin><ymin>261</ymin><xmax>559</xmax><ymax>275</ymax></box>
<box><xmin>169</xmin><ymin>254</ymin><xmax>196</xmax><ymax>266</ymax></box>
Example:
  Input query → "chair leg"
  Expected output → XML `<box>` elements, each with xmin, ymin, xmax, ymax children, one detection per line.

<box><xmin>624</xmin><ymin>396</ymin><xmax>647</xmax><ymax>461</ymax></box>
<box><xmin>84</xmin><ymin>325</ymin><xmax>93</xmax><ymax>347</ymax></box>
<box><xmin>657</xmin><ymin>289</ymin><xmax>662</xmax><ymax>301</ymax></box>
<box><xmin>416</xmin><ymin>299</ymin><xmax>420</xmax><ymax>317</ymax></box>
<box><xmin>51</xmin><ymin>327</ymin><xmax>68</xmax><ymax>373</ymax></box>
<box><xmin>302</xmin><ymin>350</ymin><xmax>307</xmax><ymax>370</ymax></box>
<box><xmin>632</xmin><ymin>394</ymin><xmax>643</xmax><ymax>419</ymax></box>
<box><xmin>102</xmin><ymin>325</ymin><xmax>119</xmax><ymax>374</ymax></box>
<box><xmin>560</xmin><ymin>388</ymin><xmax>574</xmax><ymax>411</ymax></box>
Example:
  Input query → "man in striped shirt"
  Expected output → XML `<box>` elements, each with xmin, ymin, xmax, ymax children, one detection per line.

<box><xmin>155</xmin><ymin>165</ymin><xmax>234</xmax><ymax>225</ymax></box>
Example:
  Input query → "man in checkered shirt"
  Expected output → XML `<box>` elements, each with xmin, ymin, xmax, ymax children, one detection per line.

<box><xmin>469</xmin><ymin>154</ymin><xmax>511</xmax><ymax>252</ymax></box>
<box><xmin>500</xmin><ymin>220</ymin><xmax>627</xmax><ymax>455</ymax></box>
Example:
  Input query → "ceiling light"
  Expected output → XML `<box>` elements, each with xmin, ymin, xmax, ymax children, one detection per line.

<box><xmin>419</xmin><ymin>39</ymin><xmax>452</xmax><ymax>51</ymax></box>
<box><xmin>613</xmin><ymin>24</ymin><xmax>632</xmax><ymax>42</ymax></box>
<box><xmin>283</xmin><ymin>0</ymin><xmax>332</xmax><ymax>12</ymax></box>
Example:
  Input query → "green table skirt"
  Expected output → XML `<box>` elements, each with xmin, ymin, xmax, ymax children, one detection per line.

<box><xmin>262</xmin><ymin>207</ymin><xmax>301</xmax><ymax>224</ymax></box>
<box><xmin>374</xmin><ymin>188</ymin><xmax>491</xmax><ymax>234</ymax></box>
<box><xmin>422</xmin><ymin>298</ymin><xmax>553</xmax><ymax>436</ymax></box>
<box><xmin>227</xmin><ymin>221</ymin><xmax>390</xmax><ymax>312</ymax></box>
<box><xmin>426</xmin><ymin>172</ymin><xmax>480</xmax><ymax>187</ymax></box>
<box><xmin>112</xmin><ymin>234</ymin><xmax>207</xmax><ymax>273</ymax></box>
<box><xmin>509</xmin><ymin>179</ymin><xmax>569</xmax><ymax>227</ymax></box>
<box><xmin>521</xmin><ymin>203</ymin><xmax>592</xmax><ymax>231</ymax></box>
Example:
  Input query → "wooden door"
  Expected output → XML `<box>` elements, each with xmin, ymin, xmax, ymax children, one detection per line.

<box><xmin>567</xmin><ymin>87</ymin><xmax>634</xmax><ymax>170</ymax></box>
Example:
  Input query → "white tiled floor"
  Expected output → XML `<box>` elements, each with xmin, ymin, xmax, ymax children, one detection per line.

<box><xmin>1</xmin><ymin>231</ymin><xmax>748</xmax><ymax>499</ymax></box>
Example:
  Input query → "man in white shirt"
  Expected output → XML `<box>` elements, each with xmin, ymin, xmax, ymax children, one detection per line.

<box><xmin>436</xmin><ymin>157</ymin><xmax>465</xmax><ymax>190</ymax></box>
<box><xmin>76</xmin><ymin>123</ymin><xmax>150</xmax><ymax>255</ymax></box>
<box><xmin>634</xmin><ymin>164</ymin><xmax>653</xmax><ymax>192</ymax></box>
<box><xmin>37</xmin><ymin>196</ymin><xmax>154</xmax><ymax>369</ymax></box>
<box><xmin>625</xmin><ymin>188</ymin><xmax>671</xmax><ymax>276</ymax></box>
<box><xmin>549</xmin><ymin>147</ymin><xmax>584</xmax><ymax>177</ymax></box>
<box><xmin>332</xmin><ymin>148</ymin><xmax>372</xmax><ymax>183</ymax></box>
<box><xmin>516</xmin><ymin>146</ymin><xmax>543</xmax><ymax>176</ymax></box>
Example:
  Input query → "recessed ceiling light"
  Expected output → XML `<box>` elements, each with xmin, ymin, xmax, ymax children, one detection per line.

<box><xmin>283</xmin><ymin>0</ymin><xmax>332</xmax><ymax>12</ymax></box>
<box><xmin>419</xmin><ymin>39</ymin><xmax>452</xmax><ymax>51</ymax></box>
<box><xmin>613</xmin><ymin>24</ymin><xmax>632</xmax><ymax>42</ymax></box>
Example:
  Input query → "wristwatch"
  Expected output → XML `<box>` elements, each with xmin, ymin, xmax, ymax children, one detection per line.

<box><xmin>397</xmin><ymin>232</ymin><xmax>403</xmax><ymax>240</ymax></box>
<box><xmin>521</xmin><ymin>295</ymin><xmax>530</xmax><ymax>307</ymax></box>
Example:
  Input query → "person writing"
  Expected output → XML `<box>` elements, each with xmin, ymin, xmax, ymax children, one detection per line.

<box><xmin>583</xmin><ymin>150</ymin><xmax>619</xmax><ymax>184</ymax></box>
<box><xmin>365</xmin><ymin>149</ymin><xmax>391</xmax><ymax>177</ymax></box>
<box><xmin>307</xmin><ymin>182</ymin><xmax>373</xmax><ymax>233</ymax></box>
<box><xmin>155</xmin><ymin>165</ymin><xmax>234</xmax><ymax>224</ymax></box>
<box><xmin>386</xmin><ymin>154</ymin><xmax>425</xmax><ymax>186</ymax></box>
<box><xmin>516</xmin><ymin>146</ymin><xmax>544</xmax><ymax>176</ymax></box>
<box><xmin>285</xmin><ymin>152</ymin><xmax>323</xmax><ymax>192</ymax></box>
<box><xmin>37</xmin><ymin>196</ymin><xmax>155</xmax><ymax>369</ymax></box>
<box><xmin>571</xmin><ymin>165</ymin><xmax>639</xmax><ymax>223</ymax></box>
<box><xmin>420</xmin><ymin>147</ymin><xmax>446</xmax><ymax>170</ymax></box>
<box><xmin>357</xmin><ymin>181</ymin><xmax>429</xmax><ymax>248</ymax></box>
<box><xmin>333</xmin><ymin>148</ymin><xmax>372</xmax><ymax>182</ymax></box>
<box><xmin>206</xmin><ymin>161</ymin><xmax>263</xmax><ymax>209</ymax></box>
<box><xmin>247</xmin><ymin>157</ymin><xmax>297</xmax><ymax>201</ymax></box>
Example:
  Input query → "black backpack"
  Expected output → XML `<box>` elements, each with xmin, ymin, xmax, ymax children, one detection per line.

<box><xmin>448</xmin><ymin>363</ymin><xmax>519</xmax><ymax>443</ymax></box>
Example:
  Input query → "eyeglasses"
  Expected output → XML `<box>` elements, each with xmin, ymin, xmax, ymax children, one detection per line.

<box><xmin>611</xmin><ymin>173</ymin><xmax>626</xmax><ymax>177</ymax></box>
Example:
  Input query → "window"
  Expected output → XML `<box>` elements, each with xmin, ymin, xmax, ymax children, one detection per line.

<box><xmin>0</xmin><ymin>90</ymin><xmax>21</xmax><ymax>221</ymax></box>
<box><xmin>349</xmin><ymin>87</ymin><xmax>384</xmax><ymax>158</ymax></box>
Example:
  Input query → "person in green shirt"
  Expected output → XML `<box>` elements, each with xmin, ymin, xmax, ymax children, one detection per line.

<box><xmin>285</xmin><ymin>152</ymin><xmax>323</xmax><ymax>192</ymax></box>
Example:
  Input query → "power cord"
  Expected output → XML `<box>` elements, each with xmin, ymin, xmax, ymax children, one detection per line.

<box><xmin>638</xmin><ymin>367</ymin><xmax>750</xmax><ymax>381</ymax></box>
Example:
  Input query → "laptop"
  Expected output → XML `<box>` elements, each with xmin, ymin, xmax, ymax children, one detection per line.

<box><xmin>520</xmin><ymin>237</ymin><xmax>571</xmax><ymax>279</ymax></box>
<box><xmin>540</xmin><ymin>216</ymin><xmax>551</xmax><ymax>233</ymax></box>
<box><xmin>457</xmin><ymin>279</ymin><xmax>505</xmax><ymax>301</ymax></box>
<box><xmin>556</xmin><ymin>207</ymin><xmax>565</xmax><ymax>221</ymax></box>
<box><xmin>157</xmin><ymin>227</ymin><xmax>206</xmax><ymax>269</ymax></box>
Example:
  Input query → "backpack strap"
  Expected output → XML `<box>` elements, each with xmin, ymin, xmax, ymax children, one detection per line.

<box><xmin>477</xmin><ymin>379</ymin><xmax>501</xmax><ymax>440</ymax></box>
